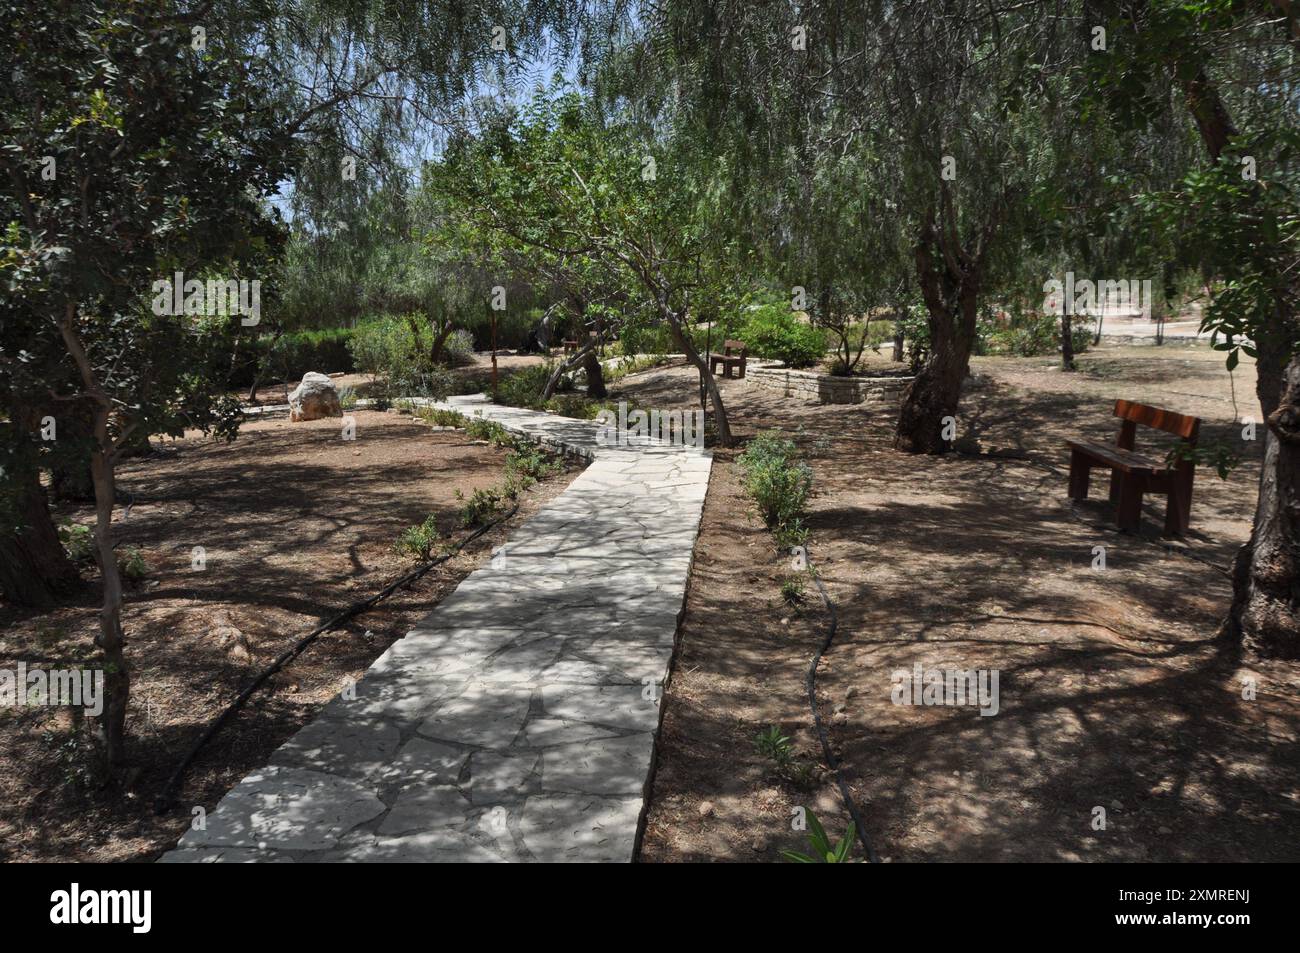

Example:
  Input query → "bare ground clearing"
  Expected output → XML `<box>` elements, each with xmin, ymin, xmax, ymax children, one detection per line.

<box><xmin>624</xmin><ymin>344</ymin><xmax>1300</xmax><ymax>862</ymax></box>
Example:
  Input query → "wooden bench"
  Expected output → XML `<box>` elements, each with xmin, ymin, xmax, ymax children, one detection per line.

<box><xmin>1066</xmin><ymin>399</ymin><xmax>1201</xmax><ymax>535</ymax></box>
<box><xmin>708</xmin><ymin>339</ymin><xmax>748</xmax><ymax>379</ymax></box>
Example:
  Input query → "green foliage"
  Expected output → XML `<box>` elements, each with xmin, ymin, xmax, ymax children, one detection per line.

<box><xmin>455</xmin><ymin>483</ymin><xmax>514</xmax><ymax>528</ymax></box>
<box><xmin>755</xmin><ymin>725</ymin><xmax>794</xmax><ymax>764</ymax></box>
<box><xmin>493</xmin><ymin>363</ymin><xmax>565</xmax><ymax>410</ymax></box>
<box><xmin>116</xmin><ymin>547</ymin><xmax>147</xmax><ymax>585</ymax></box>
<box><xmin>506</xmin><ymin>446</ymin><xmax>563</xmax><ymax>485</ymax></box>
<box><xmin>58</xmin><ymin>522</ymin><xmax>94</xmax><ymax>564</ymax></box>
<box><xmin>755</xmin><ymin>725</ymin><xmax>817</xmax><ymax>788</ymax></box>
<box><xmin>337</xmin><ymin>385</ymin><xmax>358</xmax><ymax>410</ymax></box>
<box><xmin>394</xmin><ymin>516</ymin><xmax>443</xmax><ymax>561</ymax></box>
<box><xmin>780</xmin><ymin>575</ymin><xmax>806</xmax><ymax>605</ymax></box>
<box><xmin>349</xmin><ymin>315</ymin><xmax>455</xmax><ymax>398</ymax></box>
<box><xmin>740</xmin><ymin>297</ymin><xmax>827</xmax><ymax>368</ymax></box>
<box><xmin>738</xmin><ymin>431</ymin><xmax>813</xmax><ymax>534</ymax></box>
<box><xmin>979</xmin><ymin>313</ymin><xmax>1093</xmax><ymax>359</ymax></box>
<box><xmin>781</xmin><ymin>810</ymin><xmax>857</xmax><ymax>864</ymax></box>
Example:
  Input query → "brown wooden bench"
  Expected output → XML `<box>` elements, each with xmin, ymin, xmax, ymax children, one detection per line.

<box><xmin>1066</xmin><ymin>399</ymin><xmax>1201</xmax><ymax>535</ymax></box>
<box><xmin>708</xmin><ymin>339</ymin><xmax>747</xmax><ymax>379</ymax></box>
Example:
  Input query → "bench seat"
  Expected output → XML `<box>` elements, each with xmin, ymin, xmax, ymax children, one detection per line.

<box><xmin>1065</xmin><ymin>440</ymin><xmax>1163</xmax><ymax>475</ymax></box>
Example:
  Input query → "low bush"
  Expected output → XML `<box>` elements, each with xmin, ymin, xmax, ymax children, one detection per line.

<box><xmin>455</xmin><ymin>482</ymin><xmax>521</xmax><ymax>527</ymax></box>
<box><xmin>740</xmin><ymin>299</ymin><xmax>827</xmax><ymax>368</ymax></box>
<box><xmin>58</xmin><ymin>521</ymin><xmax>95</xmax><ymax>563</ymax></box>
<box><xmin>738</xmin><ymin>430</ymin><xmax>813</xmax><ymax>534</ymax></box>
<box><xmin>116</xmin><ymin>546</ymin><xmax>148</xmax><ymax>584</ymax></box>
<box><xmin>394</xmin><ymin>515</ymin><xmax>443</xmax><ymax>561</ymax></box>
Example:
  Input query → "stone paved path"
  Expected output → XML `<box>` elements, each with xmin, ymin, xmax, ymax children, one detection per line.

<box><xmin>161</xmin><ymin>396</ymin><xmax>711</xmax><ymax>863</ymax></box>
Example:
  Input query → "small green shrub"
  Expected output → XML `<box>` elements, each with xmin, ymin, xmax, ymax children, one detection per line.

<box><xmin>337</xmin><ymin>385</ymin><xmax>358</xmax><ymax>410</ymax></box>
<box><xmin>740</xmin><ymin>299</ymin><xmax>827</xmax><ymax>368</ymax></box>
<box><xmin>494</xmin><ymin>363</ymin><xmax>563</xmax><ymax>410</ymax></box>
<box><xmin>444</xmin><ymin>328</ymin><xmax>477</xmax><ymax>365</ymax></box>
<box><xmin>455</xmin><ymin>484</ymin><xmax>511</xmax><ymax>527</ymax></box>
<box><xmin>738</xmin><ymin>431</ymin><xmax>813</xmax><ymax>532</ymax></box>
<box><xmin>417</xmin><ymin>407</ymin><xmax>468</xmax><ymax>428</ymax></box>
<box><xmin>756</xmin><ymin>725</ymin><xmax>817</xmax><ymax>788</ymax></box>
<box><xmin>506</xmin><ymin>446</ymin><xmax>562</xmax><ymax>485</ymax></box>
<box><xmin>395</xmin><ymin>515</ymin><xmax>443</xmax><ymax>561</ymax></box>
<box><xmin>756</xmin><ymin>725</ymin><xmax>794</xmax><ymax>765</ymax></box>
<box><xmin>782</xmin><ymin>810</ymin><xmax>857</xmax><ymax>863</ymax></box>
<box><xmin>58</xmin><ymin>521</ymin><xmax>95</xmax><ymax>563</ymax></box>
<box><xmin>780</xmin><ymin>575</ymin><xmax>806</xmax><ymax>605</ymax></box>
<box><xmin>116</xmin><ymin>546</ymin><xmax>147</xmax><ymax>584</ymax></box>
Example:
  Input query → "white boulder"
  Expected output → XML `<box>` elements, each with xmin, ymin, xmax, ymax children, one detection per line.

<box><xmin>289</xmin><ymin>372</ymin><xmax>342</xmax><ymax>421</ymax></box>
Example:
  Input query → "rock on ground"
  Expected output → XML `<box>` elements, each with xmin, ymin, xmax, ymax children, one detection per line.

<box><xmin>289</xmin><ymin>372</ymin><xmax>342</xmax><ymax>422</ymax></box>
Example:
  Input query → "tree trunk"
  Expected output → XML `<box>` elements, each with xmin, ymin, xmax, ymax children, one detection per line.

<box><xmin>894</xmin><ymin>340</ymin><xmax>968</xmax><ymax>453</ymax></box>
<box><xmin>429</xmin><ymin>322</ymin><xmax>455</xmax><ymax>366</ymax></box>
<box><xmin>665</xmin><ymin>309</ymin><xmax>732</xmax><ymax>445</ymax></box>
<box><xmin>582</xmin><ymin>349</ymin><xmax>607</xmax><ymax>398</ymax></box>
<box><xmin>1170</xmin><ymin>50</ymin><xmax>1300</xmax><ymax>657</ymax></box>
<box><xmin>1061</xmin><ymin>311</ymin><xmax>1076</xmax><ymax>371</ymax></box>
<box><xmin>1223</xmin><ymin>347</ymin><xmax>1300</xmax><ymax>658</ymax></box>
<box><xmin>88</xmin><ymin>402</ymin><xmax>130</xmax><ymax>769</ymax></box>
<box><xmin>58</xmin><ymin>304</ymin><xmax>130</xmax><ymax>771</ymax></box>
<box><xmin>0</xmin><ymin>459</ymin><xmax>80</xmax><ymax>606</ymax></box>
<box><xmin>895</xmin><ymin>224</ymin><xmax>982</xmax><ymax>453</ymax></box>
<box><xmin>892</xmin><ymin>328</ymin><xmax>905</xmax><ymax>363</ymax></box>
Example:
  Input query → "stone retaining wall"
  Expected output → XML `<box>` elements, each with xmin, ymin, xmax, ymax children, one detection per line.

<box><xmin>744</xmin><ymin>362</ymin><xmax>914</xmax><ymax>404</ymax></box>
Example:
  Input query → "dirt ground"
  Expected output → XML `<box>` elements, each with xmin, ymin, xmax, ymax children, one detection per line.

<box><xmin>0</xmin><ymin>408</ymin><xmax>576</xmax><ymax>862</ymax></box>
<box><xmin>624</xmin><ymin>343</ymin><xmax>1300</xmax><ymax>862</ymax></box>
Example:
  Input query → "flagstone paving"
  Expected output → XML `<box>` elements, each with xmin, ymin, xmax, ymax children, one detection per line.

<box><xmin>160</xmin><ymin>395</ymin><xmax>711</xmax><ymax>863</ymax></box>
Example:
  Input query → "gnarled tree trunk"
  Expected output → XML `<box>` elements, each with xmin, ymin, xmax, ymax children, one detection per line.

<box><xmin>1224</xmin><ymin>346</ymin><xmax>1300</xmax><ymax>659</ymax></box>
<box><xmin>894</xmin><ymin>219</ymin><xmax>983</xmax><ymax>454</ymax></box>
<box><xmin>0</xmin><ymin>459</ymin><xmax>80</xmax><ymax>606</ymax></box>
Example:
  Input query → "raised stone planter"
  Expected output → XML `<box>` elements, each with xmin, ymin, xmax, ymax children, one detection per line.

<box><xmin>745</xmin><ymin>361</ymin><xmax>913</xmax><ymax>404</ymax></box>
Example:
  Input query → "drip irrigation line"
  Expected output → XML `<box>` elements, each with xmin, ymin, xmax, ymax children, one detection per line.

<box><xmin>154</xmin><ymin>503</ymin><xmax>519</xmax><ymax>814</ymax></box>
<box><xmin>804</xmin><ymin>549</ymin><xmax>880</xmax><ymax>864</ymax></box>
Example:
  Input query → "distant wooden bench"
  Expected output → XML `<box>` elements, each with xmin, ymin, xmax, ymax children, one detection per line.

<box><xmin>561</xmin><ymin>338</ymin><xmax>579</xmax><ymax>354</ymax></box>
<box><xmin>708</xmin><ymin>339</ymin><xmax>747</xmax><ymax>379</ymax></box>
<box><xmin>1067</xmin><ymin>399</ymin><xmax>1201</xmax><ymax>535</ymax></box>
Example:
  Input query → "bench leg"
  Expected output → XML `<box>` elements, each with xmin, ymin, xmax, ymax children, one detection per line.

<box><xmin>1115</xmin><ymin>474</ymin><xmax>1144</xmax><ymax>532</ymax></box>
<box><xmin>1108</xmin><ymin>468</ymin><xmax>1123</xmax><ymax>504</ymax></box>
<box><xmin>737</xmin><ymin>361</ymin><xmax>746</xmax><ymax>379</ymax></box>
<box><xmin>1068</xmin><ymin>450</ymin><xmax>1091</xmax><ymax>500</ymax></box>
<box><xmin>1164</xmin><ymin>472</ymin><xmax>1193</xmax><ymax>536</ymax></box>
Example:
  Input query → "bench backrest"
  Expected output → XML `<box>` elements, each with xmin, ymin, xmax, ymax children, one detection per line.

<box><xmin>1113</xmin><ymin>400</ymin><xmax>1200</xmax><ymax>456</ymax></box>
<box><xmin>723</xmin><ymin>339</ymin><xmax>746</xmax><ymax>356</ymax></box>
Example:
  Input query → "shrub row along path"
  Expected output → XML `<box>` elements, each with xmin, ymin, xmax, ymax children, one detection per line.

<box><xmin>161</xmin><ymin>394</ymin><xmax>711</xmax><ymax>862</ymax></box>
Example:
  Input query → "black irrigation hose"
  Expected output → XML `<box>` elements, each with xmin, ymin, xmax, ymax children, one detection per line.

<box><xmin>804</xmin><ymin>550</ymin><xmax>880</xmax><ymax>864</ymax></box>
<box><xmin>153</xmin><ymin>503</ymin><xmax>519</xmax><ymax>814</ymax></box>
